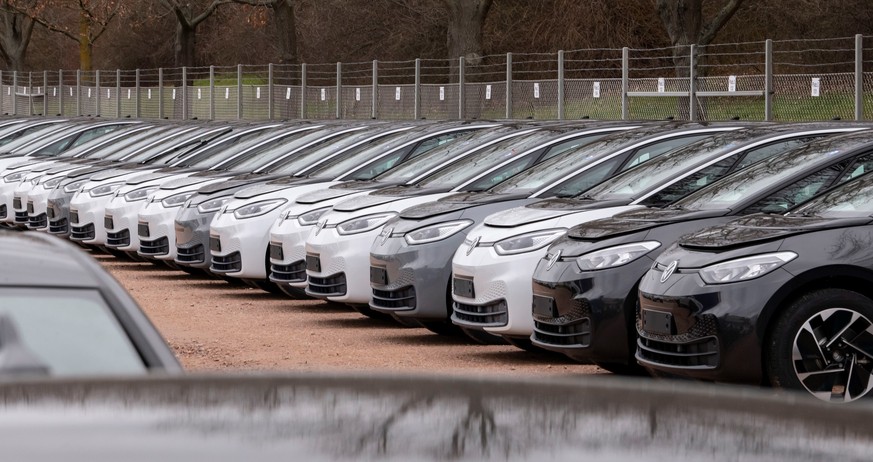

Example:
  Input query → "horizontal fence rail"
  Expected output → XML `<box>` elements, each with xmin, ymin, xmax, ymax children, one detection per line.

<box><xmin>2</xmin><ymin>35</ymin><xmax>871</xmax><ymax>122</ymax></box>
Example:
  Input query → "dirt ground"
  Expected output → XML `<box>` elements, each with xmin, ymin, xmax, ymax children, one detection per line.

<box><xmin>99</xmin><ymin>253</ymin><xmax>604</xmax><ymax>377</ymax></box>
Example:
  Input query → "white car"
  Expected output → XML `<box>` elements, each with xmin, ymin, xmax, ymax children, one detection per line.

<box><xmin>450</xmin><ymin>125</ymin><xmax>868</xmax><ymax>344</ymax></box>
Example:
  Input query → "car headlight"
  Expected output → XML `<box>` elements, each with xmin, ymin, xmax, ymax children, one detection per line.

<box><xmin>89</xmin><ymin>182</ymin><xmax>124</xmax><ymax>197</ymax></box>
<box><xmin>161</xmin><ymin>192</ymin><xmax>195</xmax><ymax>208</ymax></box>
<box><xmin>42</xmin><ymin>177</ymin><xmax>63</xmax><ymax>189</ymax></box>
<box><xmin>30</xmin><ymin>175</ymin><xmax>42</xmax><ymax>185</ymax></box>
<box><xmin>336</xmin><ymin>212</ymin><xmax>397</xmax><ymax>235</ymax></box>
<box><xmin>196</xmin><ymin>196</ymin><xmax>230</xmax><ymax>213</ymax></box>
<box><xmin>232</xmin><ymin>199</ymin><xmax>287</xmax><ymax>219</ymax></box>
<box><xmin>575</xmin><ymin>241</ymin><xmax>661</xmax><ymax>271</ymax></box>
<box><xmin>63</xmin><ymin>179</ymin><xmax>87</xmax><ymax>193</ymax></box>
<box><xmin>404</xmin><ymin>220</ymin><xmax>473</xmax><ymax>245</ymax></box>
<box><xmin>296</xmin><ymin>207</ymin><xmax>332</xmax><ymax>226</ymax></box>
<box><xmin>698</xmin><ymin>251</ymin><xmax>797</xmax><ymax>284</ymax></box>
<box><xmin>2</xmin><ymin>171</ymin><xmax>26</xmax><ymax>183</ymax></box>
<box><xmin>123</xmin><ymin>186</ymin><xmax>158</xmax><ymax>202</ymax></box>
<box><xmin>493</xmin><ymin>229</ymin><xmax>567</xmax><ymax>256</ymax></box>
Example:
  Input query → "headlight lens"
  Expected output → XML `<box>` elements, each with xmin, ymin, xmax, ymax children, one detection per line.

<box><xmin>336</xmin><ymin>212</ymin><xmax>397</xmax><ymax>235</ymax></box>
<box><xmin>42</xmin><ymin>177</ymin><xmax>63</xmax><ymax>189</ymax></box>
<box><xmin>30</xmin><ymin>175</ymin><xmax>42</xmax><ymax>185</ymax></box>
<box><xmin>196</xmin><ymin>196</ymin><xmax>230</xmax><ymax>213</ymax></box>
<box><xmin>161</xmin><ymin>192</ymin><xmax>195</xmax><ymax>208</ymax></box>
<box><xmin>493</xmin><ymin>229</ymin><xmax>567</xmax><ymax>256</ymax></box>
<box><xmin>296</xmin><ymin>207</ymin><xmax>332</xmax><ymax>226</ymax></box>
<box><xmin>575</xmin><ymin>241</ymin><xmax>661</xmax><ymax>271</ymax></box>
<box><xmin>89</xmin><ymin>182</ymin><xmax>124</xmax><ymax>197</ymax></box>
<box><xmin>2</xmin><ymin>171</ymin><xmax>26</xmax><ymax>183</ymax></box>
<box><xmin>404</xmin><ymin>220</ymin><xmax>473</xmax><ymax>245</ymax></box>
<box><xmin>63</xmin><ymin>179</ymin><xmax>87</xmax><ymax>193</ymax></box>
<box><xmin>698</xmin><ymin>251</ymin><xmax>797</xmax><ymax>284</ymax></box>
<box><xmin>232</xmin><ymin>199</ymin><xmax>287</xmax><ymax>219</ymax></box>
<box><xmin>123</xmin><ymin>186</ymin><xmax>158</xmax><ymax>202</ymax></box>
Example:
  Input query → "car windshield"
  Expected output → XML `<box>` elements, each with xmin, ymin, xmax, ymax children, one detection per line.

<box><xmin>372</xmin><ymin>127</ymin><xmax>528</xmax><ymax>183</ymax></box>
<box><xmin>251</xmin><ymin>127</ymin><xmax>387</xmax><ymax>175</ymax></box>
<box><xmin>178</xmin><ymin>127</ymin><xmax>282</xmax><ymax>168</ymax></box>
<box><xmin>208</xmin><ymin>127</ymin><xmax>321</xmax><ymax>172</ymax></box>
<box><xmin>582</xmin><ymin>130</ymin><xmax>766</xmax><ymax>201</ymax></box>
<box><xmin>674</xmin><ymin>136</ymin><xmax>869</xmax><ymax>211</ymax></box>
<box><xmin>0</xmin><ymin>288</ymin><xmax>146</xmax><ymax>376</ymax></box>
<box><xmin>791</xmin><ymin>175</ymin><xmax>873</xmax><ymax>218</ymax></box>
<box><xmin>51</xmin><ymin>125</ymin><xmax>152</xmax><ymax>159</ymax></box>
<box><xmin>106</xmin><ymin>126</ymin><xmax>203</xmax><ymax>162</ymax></box>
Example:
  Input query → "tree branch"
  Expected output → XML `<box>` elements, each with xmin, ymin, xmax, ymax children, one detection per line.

<box><xmin>698</xmin><ymin>0</ymin><xmax>744</xmax><ymax>46</ymax></box>
<box><xmin>190</xmin><ymin>0</ymin><xmax>234</xmax><ymax>27</ymax></box>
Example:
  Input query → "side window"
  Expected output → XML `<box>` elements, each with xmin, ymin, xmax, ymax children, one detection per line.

<box><xmin>540</xmin><ymin>158</ymin><xmax>623</xmax><ymax>198</ymax></box>
<box><xmin>735</xmin><ymin>136</ymin><xmax>823</xmax><ymax>170</ymax></box>
<box><xmin>621</xmin><ymin>134</ymin><xmax>711</xmax><ymax>170</ymax></box>
<box><xmin>408</xmin><ymin>132</ymin><xmax>468</xmax><ymax>158</ymax></box>
<box><xmin>540</xmin><ymin>133</ymin><xmax>609</xmax><ymax>161</ymax></box>
<box><xmin>639</xmin><ymin>155</ymin><xmax>739</xmax><ymax>207</ymax></box>
<box><xmin>70</xmin><ymin>125</ymin><xmax>122</xmax><ymax>148</ymax></box>
<box><xmin>464</xmin><ymin>153</ymin><xmax>539</xmax><ymax>191</ymax></box>
<box><xmin>31</xmin><ymin>137</ymin><xmax>74</xmax><ymax>156</ymax></box>
<box><xmin>835</xmin><ymin>153</ymin><xmax>873</xmax><ymax>184</ymax></box>
<box><xmin>743</xmin><ymin>165</ymin><xmax>845</xmax><ymax>214</ymax></box>
<box><xmin>354</xmin><ymin>152</ymin><xmax>406</xmax><ymax>180</ymax></box>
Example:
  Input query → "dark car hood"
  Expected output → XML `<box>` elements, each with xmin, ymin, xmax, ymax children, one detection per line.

<box><xmin>569</xmin><ymin>208</ymin><xmax>730</xmax><ymax>240</ymax></box>
<box><xmin>125</xmin><ymin>169</ymin><xmax>193</xmax><ymax>185</ymax></box>
<box><xmin>196</xmin><ymin>174</ymin><xmax>284</xmax><ymax>195</ymax></box>
<box><xmin>234</xmin><ymin>177</ymin><xmax>331</xmax><ymax>200</ymax></box>
<box><xmin>158</xmin><ymin>174</ymin><xmax>226</xmax><ymax>190</ymax></box>
<box><xmin>295</xmin><ymin>181</ymin><xmax>388</xmax><ymax>205</ymax></box>
<box><xmin>89</xmin><ymin>165</ymin><xmax>158</xmax><ymax>181</ymax></box>
<box><xmin>401</xmin><ymin>192</ymin><xmax>532</xmax><ymax>220</ymax></box>
<box><xmin>484</xmin><ymin>198</ymin><xmax>627</xmax><ymax>227</ymax></box>
<box><xmin>681</xmin><ymin>214</ymin><xmax>873</xmax><ymax>250</ymax></box>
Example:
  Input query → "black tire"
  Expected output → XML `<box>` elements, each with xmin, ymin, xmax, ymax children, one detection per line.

<box><xmin>766</xmin><ymin>288</ymin><xmax>873</xmax><ymax>402</ymax></box>
<box><xmin>350</xmin><ymin>304</ymin><xmax>396</xmax><ymax>322</ymax></box>
<box><xmin>504</xmin><ymin>336</ymin><xmax>551</xmax><ymax>353</ymax></box>
<box><xmin>277</xmin><ymin>284</ymin><xmax>312</xmax><ymax>299</ymax></box>
<box><xmin>461</xmin><ymin>326</ymin><xmax>508</xmax><ymax>345</ymax></box>
<box><xmin>422</xmin><ymin>320</ymin><xmax>465</xmax><ymax>337</ymax></box>
<box><xmin>250</xmin><ymin>279</ymin><xmax>284</xmax><ymax>295</ymax></box>
<box><xmin>594</xmin><ymin>361</ymin><xmax>649</xmax><ymax>376</ymax></box>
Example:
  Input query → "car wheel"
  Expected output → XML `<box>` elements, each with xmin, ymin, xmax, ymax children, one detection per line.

<box><xmin>766</xmin><ymin>288</ymin><xmax>873</xmax><ymax>402</ymax></box>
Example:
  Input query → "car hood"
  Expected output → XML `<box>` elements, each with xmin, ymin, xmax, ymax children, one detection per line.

<box><xmin>295</xmin><ymin>181</ymin><xmax>387</xmax><ymax>205</ymax></box>
<box><xmin>234</xmin><ymin>178</ymin><xmax>330</xmax><ymax>200</ymax></box>
<box><xmin>89</xmin><ymin>165</ymin><xmax>157</xmax><ymax>181</ymax></box>
<box><xmin>680</xmin><ymin>214</ymin><xmax>873</xmax><ymax>250</ymax></box>
<box><xmin>400</xmin><ymin>192</ymin><xmax>533</xmax><ymax>220</ymax></box>
<box><xmin>157</xmin><ymin>174</ymin><xmax>225</xmax><ymax>190</ymax></box>
<box><xmin>568</xmin><ymin>208</ymin><xmax>730</xmax><ymax>240</ymax></box>
<box><xmin>196</xmin><ymin>175</ymin><xmax>278</xmax><ymax>195</ymax></box>
<box><xmin>484</xmin><ymin>198</ymin><xmax>627</xmax><ymax>227</ymax></box>
<box><xmin>125</xmin><ymin>169</ymin><xmax>193</xmax><ymax>185</ymax></box>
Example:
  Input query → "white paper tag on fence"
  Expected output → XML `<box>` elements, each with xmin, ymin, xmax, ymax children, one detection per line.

<box><xmin>148</xmin><ymin>88</ymin><xmax>151</xmax><ymax>99</ymax></box>
<box><xmin>225</xmin><ymin>88</ymin><xmax>230</xmax><ymax>99</ymax></box>
<box><xmin>286</xmin><ymin>87</ymin><xmax>291</xmax><ymax>100</ymax></box>
<box><xmin>197</xmin><ymin>88</ymin><xmax>201</xmax><ymax>100</ymax></box>
<box><xmin>592</xmin><ymin>82</ymin><xmax>601</xmax><ymax>98</ymax></box>
<box><xmin>657</xmin><ymin>78</ymin><xmax>665</xmax><ymax>93</ymax></box>
<box><xmin>6</xmin><ymin>88</ymin><xmax>9</xmax><ymax>96</ymax></box>
<box><xmin>395</xmin><ymin>87</ymin><xmax>401</xmax><ymax>100</ymax></box>
<box><xmin>256</xmin><ymin>87</ymin><xmax>261</xmax><ymax>99</ymax></box>
<box><xmin>728</xmin><ymin>75</ymin><xmax>737</xmax><ymax>92</ymax></box>
<box><xmin>485</xmin><ymin>84</ymin><xmax>492</xmax><ymax>100</ymax></box>
<box><xmin>321</xmin><ymin>88</ymin><xmax>326</xmax><ymax>101</ymax></box>
<box><xmin>172</xmin><ymin>89</ymin><xmax>176</xmax><ymax>100</ymax></box>
<box><xmin>70</xmin><ymin>87</ymin><xmax>73</xmax><ymax>97</ymax></box>
<box><xmin>533</xmin><ymin>83</ymin><xmax>540</xmax><ymax>98</ymax></box>
<box><xmin>355</xmin><ymin>87</ymin><xmax>361</xmax><ymax>101</ymax></box>
<box><xmin>439</xmin><ymin>86</ymin><xmax>445</xmax><ymax>101</ymax></box>
<box><xmin>53</xmin><ymin>87</ymin><xmax>57</xmax><ymax>97</ymax></box>
<box><xmin>37</xmin><ymin>87</ymin><xmax>41</xmax><ymax>94</ymax></box>
<box><xmin>87</xmin><ymin>88</ymin><xmax>91</xmax><ymax>98</ymax></box>
<box><xmin>107</xmin><ymin>89</ymin><xmax>111</xmax><ymax>99</ymax></box>
<box><xmin>811</xmin><ymin>78</ymin><xmax>821</xmax><ymax>97</ymax></box>
<box><xmin>127</xmin><ymin>88</ymin><xmax>131</xmax><ymax>99</ymax></box>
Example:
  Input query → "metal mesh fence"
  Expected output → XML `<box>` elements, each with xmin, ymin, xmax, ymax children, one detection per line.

<box><xmin>4</xmin><ymin>36</ymin><xmax>873</xmax><ymax>123</ymax></box>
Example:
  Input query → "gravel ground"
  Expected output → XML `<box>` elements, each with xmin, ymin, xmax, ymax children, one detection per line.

<box><xmin>99</xmin><ymin>253</ymin><xmax>604</xmax><ymax>377</ymax></box>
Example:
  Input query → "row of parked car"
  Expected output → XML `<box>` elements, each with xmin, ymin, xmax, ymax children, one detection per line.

<box><xmin>3</xmin><ymin>116</ymin><xmax>873</xmax><ymax>402</ymax></box>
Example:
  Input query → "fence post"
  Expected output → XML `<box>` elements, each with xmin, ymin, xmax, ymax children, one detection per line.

<box><xmin>336</xmin><ymin>62</ymin><xmax>342</xmax><ymax>119</ymax></box>
<box><xmin>27</xmin><ymin>71</ymin><xmax>32</xmax><ymax>116</ymax></box>
<box><xmin>12</xmin><ymin>71</ymin><xmax>17</xmax><ymax>116</ymax></box>
<box><xmin>300</xmin><ymin>63</ymin><xmax>307</xmax><ymax>118</ymax></box>
<box><xmin>764</xmin><ymin>39</ymin><xmax>773</xmax><ymax>121</ymax></box>
<box><xmin>209</xmin><ymin>66</ymin><xmax>215</xmax><ymax>120</ymax></box>
<box><xmin>458</xmin><ymin>56</ymin><xmax>465</xmax><ymax>119</ymax></box>
<box><xmin>116</xmin><ymin>69</ymin><xmax>121</xmax><ymax>118</ymax></box>
<box><xmin>0</xmin><ymin>70</ymin><xmax>4</xmax><ymax>114</ymax></box>
<box><xmin>43</xmin><ymin>70</ymin><xmax>48</xmax><ymax>116</ymax></box>
<box><xmin>76</xmin><ymin>69</ymin><xmax>82</xmax><ymax>116</ymax></box>
<box><xmin>95</xmin><ymin>69</ymin><xmax>101</xmax><ymax>116</ymax></box>
<box><xmin>158</xmin><ymin>68</ymin><xmax>164</xmax><ymax>119</ymax></box>
<box><xmin>414</xmin><ymin>58</ymin><xmax>421</xmax><ymax>119</ymax></box>
<box><xmin>237</xmin><ymin>64</ymin><xmax>243</xmax><ymax>120</ymax></box>
<box><xmin>181</xmin><ymin>66</ymin><xmax>188</xmax><ymax>120</ymax></box>
<box><xmin>855</xmin><ymin>34</ymin><xmax>863</xmax><ymax>121</ymax></box>
<box><xmin>58</xmin><ymin>69</ymin><xmax>63</xmax><ymax>116</ymax></box>
<box><xmin>557</xmin><ymin>50</ymin><xmax>565</xmax><ymax>120</ymax></box>
<box><xmin>267</xmin><ymin>63</ymin><xmax>274</xmax><ymax>120</ymax></box>
<box><xmin>134</xmin><ymin>69</ymin><xmax>140</xmax><ymax>118</ymax></box>
<box><xmin>689</xmin><ymin>45</ymin><xmax>697</xmax><ymax>121</ymax></box>
<box><xmin>505</xmin><ymin>53</ymin><xmax>512</xmax><ymax>119</ymax></box>
<box><xmin>371</xmin><ymin>60</ymin><xmax>378</xmax><ymax>119</ymax></box>
<box><xmin>621</xmin><ymin>47</ymin><xmax>629</xmax><ymax>120</ymax></box>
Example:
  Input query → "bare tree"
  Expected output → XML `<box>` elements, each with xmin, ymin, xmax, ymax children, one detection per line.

<box><xmin>655</xmin><ymin>0</ymin><xmax>745</xmax><ymax>75</ymax></box>
<box><xmin>0</xmin><ymin>0</ymin><xmax>34</xmax><ymax>70</ymax></box>
<box><xmin>443</xmin><ymin>0</ymin><xmax>492</xmax><ymax>78</ymax></box>
<box><xmin>160</xmin><ymin>0</ymin><xmax>232</xmax><ymax>67</ymax></box>
<box><xmin>232</xmin><ymin>0</ymin><xmax>298</xmax><ymax>64</ymax></box>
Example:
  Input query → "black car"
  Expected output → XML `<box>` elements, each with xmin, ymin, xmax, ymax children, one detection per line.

<box><xmin>634</xmin><ymin>161</ymin><xmax>873</xmax><ymax>402</ymax></box>
<box><xmin>0</xmin><ymin>230</ymin><xmax>181</xmax><ymax>375</ymax></box>
<box><xmin>530</xmin><ymin>128</ymin><xmax>873</xmax><ymax>374</ymax></box>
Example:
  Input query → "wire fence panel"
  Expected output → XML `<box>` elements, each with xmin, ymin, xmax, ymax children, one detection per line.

<box><xmin>420</xmin><ymin>83</ymin><xmax>459</xmax><ymax>120</ymax></box>
<box><xmin>565</xmin><ymin>78</ymin><xmax>622</xmax><ymax>120</ymax></box>
<box><xmin>772</xmin><ymin>73</ymin><xmax>856</xmax><ymax>121</ymax></box>
<box><xmin>340</xmin><ymin>85</ymin><xmax>373</xmax><ymax>119</ymax></box>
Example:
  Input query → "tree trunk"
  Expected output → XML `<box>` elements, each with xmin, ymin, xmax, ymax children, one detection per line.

<box><xmin>445</xmin><ymin>0</ymin><xmax>492</xmax><ymax>80</ymax></box>
<box><xmin>0</xmin><ymin>8</ymin><xmax>34</xmax><ymax>71</ymax></box>
<box><xmin>271</xmin><ymin>0</ymin><xmax>298</xmax><ymax>64</ymax></box>
<box><xmin>78</xmin><ymin>8</ymin><xmax>92</xmax><ymax>71</ymax></box>
<box><xmin>175</xmin><ymin>22</ymin><xmax>196</xmax><ymax>68</ymax></box>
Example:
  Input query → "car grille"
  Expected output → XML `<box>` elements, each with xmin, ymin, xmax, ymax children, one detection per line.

<box><xmin>106</xmin><ymin>229</ymin><xmax>131</xmax><ymax>247</ymax></box>
<box><xmin>211</xmin><ymin>252</ymin><xmax>242</xmax><ymax>272</ymax></box>
<box><xmin>0</xmin><ymin>204</ymin><xmax>5</xmax><ymax>218</ymax></box>
<box><xmin>371</xmin><ymin>286</ymin><xmax>417</xmax><ymax>311</ymax></box>
<box><xmin>176</xmin><ymin>244</ymin><xmax>205</xmax><ymax>263</ymax></box>
<box><xmin>452</xmin><ymin>300</ymin><xmax>508</xmax><ymax>327</ymax></box>
<box><xmin>70</xmin><ymin>223</ymin><xmax>95</xmax><ymax>241</ymax></box>
<box><xmin>139</xmin><ymin>236</ymin><xmax>169</xmax><ymax>256</ymax></box>
<box><xmin>307</xmin><ymin>273</ymin><xmax>347</xmax><ymax>296</ymax></box>
<box><xmin>269</xmin><ymin>260</ymin><xmax>306</xmax><ymax>283</ymax></box>
<box><xmin>48</xmin><ymin>218</ymin><xmax>68</xmax><ymax>234</ymax></box>
<box><xmin>12</xmin><ymin>197</ymin><xmax>21</xmax><ymax>209</ymax></box>
<box><xmin>26</xmin><ymin>213</ymin><xmax>47</xmax><ymax>229</ymax></box>
<box><xmin>636</xmin><ymin>313</ymin><xmax>720</xmax><ymax>368</ymax></box>
<box><xmin>13</xmin><ymin>211</ymin><xmax>27</xmax><ymax>223</ymax></box>
<box><xmin>532</xmin><ymin>298</ymin><xmax>593</xmax><ymax>348</ymax></box>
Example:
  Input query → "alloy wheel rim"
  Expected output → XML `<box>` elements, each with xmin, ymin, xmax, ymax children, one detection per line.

<box><xmin>792</xmin><ymin>308</ymin><xmax>873</xmax><ymax>402</ymax></box>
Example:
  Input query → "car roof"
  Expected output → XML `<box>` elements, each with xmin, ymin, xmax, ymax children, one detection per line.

<box><xmin>0</xmin><ymin>230</ymin><xmax>108</xmax><ymax>288</ymax></box>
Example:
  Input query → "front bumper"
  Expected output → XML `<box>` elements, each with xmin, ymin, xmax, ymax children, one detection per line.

<box><xmin>209</xmin><ymin>211</ymin><xmax>278</xmax><ymax>279</ymax></box>
<box><xmin>174</xmin><ymin>206</ymin><xmax>216</xmax><ymax>269</ymax></box>
<box><xmin>137</xmin><ymin>200</ymin><xmax>186</xmax><ymax>260</ymax></box>
<box><xmin>267</xmin><ymin>217</ymin><xmax>313</xmax><ymax>287</ymax></box>
<box><xmin>104</xmin><ymin>197</ymin><xmax>148</xmax><ymax>252</ymax></box>
<box><xmin>304</xmin><ymin>227</ymin><xmax>380</xmax><ymax>304</ymax></box>
<box><xmin>25</xmin><ymin>184</ymin><xmax>54</xmax><ymax>231</ymax></box>
<box><xmin>69</xmin><ymin>192</ymin><xmax>115</xmax><ymax>245</ymax></box>
<box><xmin>46</xmin><ymin>192</ymin><xmax>73</xmax><ymax>236</ymax></box>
